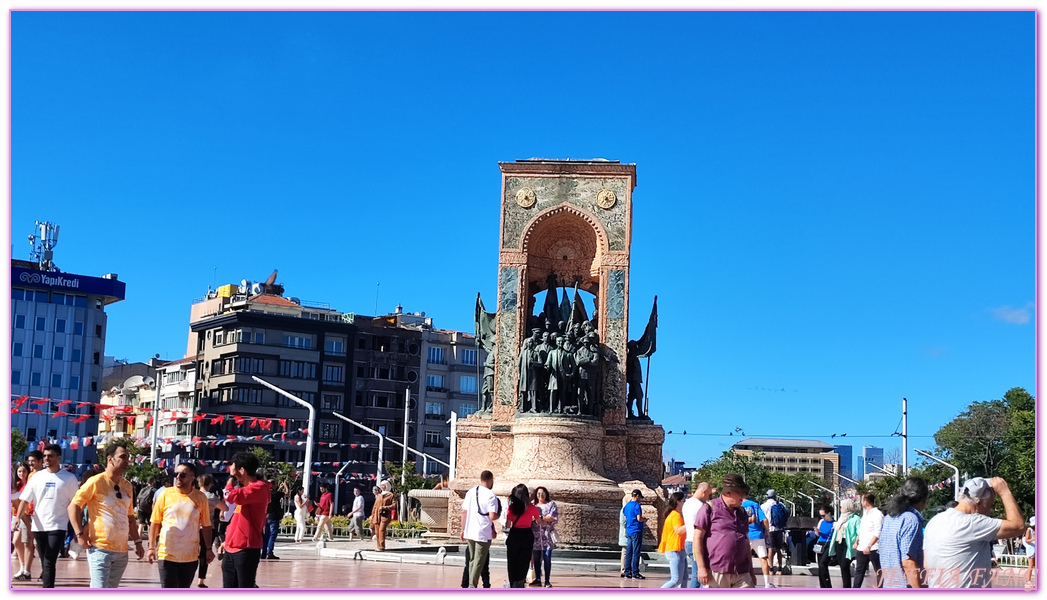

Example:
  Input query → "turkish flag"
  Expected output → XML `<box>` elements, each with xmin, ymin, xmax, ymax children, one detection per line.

<box><xmin>73</xmin><ymin>415</ymin><xmax>90</xmax><ymax>424</ymax></box>
<box><xmin>193</xmin><ymin>413</ymin><xmax>206</xmax><ymax>422</ymax></box>
<box><xmin>14</xmin><ymin>395</ymin><xmax>28</xmax><ymax>407</ymax></box>
<box><xmin>278</xmin><ymin>418</ymin><xmax>287</xmax><ymax>429</ymax></box>
<box><xmin>125</xmin><ymin>416</ymin><xmax>136</xmax><ymax>427</ymax></box>
<box><xmin>211</xmin><ymin>415</ymin><xmax>224</xmax><ymax>425</ymax></box>
<box><xmin>32</xmin><ymin>398</ymin><xmax>49</xmax><ymax>406</ymax></box>
<box><xmin>233</xmin><ymin>415</ymin><xmax>245</xmax><ymax>426</ymax></box>
<box><xmin>52</xmin><ymin>410</ymin><xmax>69</xmax><ymax>418</ymax></box>
<box><xmin>55</xmin><ymin>399</ymin><xmax>72</xmax><ymax>408</ymax></box>
<box><xmin>69</xmin><ymin>437</ymin><xmax>79</xmax><ymax>450</ymax></box>
<box><xmin>249</xmin><ymin>417</ymin><xmax>258</xmax><ymax>429</ymax></box>
<box><xmin>260</xmin><ymin>418</ymin><xmax>272</xmax><ymax>430</ymax></box>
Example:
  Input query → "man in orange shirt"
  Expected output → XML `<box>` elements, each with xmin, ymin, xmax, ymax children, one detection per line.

<box><xmin>147</xmin><ymin>463</ymin><xmax>214</xmax><ymax>587</ymax></box>
<box><xmin>68</xmin><ymin>440</ymin><xmax>145</xmax><ymax>588</ymax></box>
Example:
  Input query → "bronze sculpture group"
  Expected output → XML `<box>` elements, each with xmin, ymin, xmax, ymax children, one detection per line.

<box><xmin>517</xmin><ymin>317</ymin><xmax>603</xmax><ymax>417</ymax></box>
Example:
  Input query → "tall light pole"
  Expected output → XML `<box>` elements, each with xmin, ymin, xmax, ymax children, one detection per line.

<box><xmin>783</xmin><ymin>498</ymin><xmax>796</xmax><ymax>517</ymax></box>
<box><xmin>865</xmin><ymin>460</ymin><xmax>894</xmax><ymax>476</ymax></box>
<box><xmin>252</xmin><ymin>376</ymin><xmax>315</xmax><ymax>501</ymax></box>
<box><xmin>799</xmin><ymin>487</ymin><xmax>816</xmax><ymax>517</ymax></box>
<box><xmin>810</xmin><ymin>480</ymin><xmax>839</xmax><ymax>517</ymax></box>
<box><xmin>902</xmin><ymin>397</ymin><xmax>908</xmax><ymax>475</ymax></box>
<box><xmin>838</xmin><ymin>473</ymin><xmax>860</xmax><ymax>488</ymax></box>
<box><xmin>401</xmin><ymin>388</ymin><xmax>410</xmax><ymax>521</ymax></box>
<box><xmin>448</xmin><ymin>411</ymin><xmax>458</xmax><ymax>481</ymax></box>
<box><xmin>915</xmin><ymin>448</ymin><xmax>961</xmax><ymax>501</ymax></box>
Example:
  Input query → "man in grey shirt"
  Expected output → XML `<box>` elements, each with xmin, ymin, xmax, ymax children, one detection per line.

<box><xmin>923</xmin><ymin>477</ymin><xmax>1025</xmax><ymax>588</ymax></box>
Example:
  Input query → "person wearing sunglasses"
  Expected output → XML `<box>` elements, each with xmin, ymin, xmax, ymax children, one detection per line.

<box><xmin>13</xmin><ymin>444</ymin><xmax>79</xmax><ymax>588</ymax></box>
<box><xmin>69</xmin><ymin>440</ymin><xmax>145</xmax><ymax>588</ymax></box>
<box><xmin>146</xmin><ymin>463</ymin><xmax>214</xmax><ymax>587</ymax></box>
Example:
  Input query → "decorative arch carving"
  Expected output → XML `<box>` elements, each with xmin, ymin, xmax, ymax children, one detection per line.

<box><xmin>520</xmin><ymin>204</ymin><xmax>609</xmax><ymax>294</ymax></box>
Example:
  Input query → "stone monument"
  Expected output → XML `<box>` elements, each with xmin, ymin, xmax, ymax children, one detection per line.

<box><xmin>450</xmin><ymin>159</ymin><xmax>665</xmax><ymax>548</ymax></box>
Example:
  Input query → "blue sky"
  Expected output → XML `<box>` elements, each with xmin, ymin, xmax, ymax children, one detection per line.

<box><xmin>10</xmin><ymin>11</ymin><xmax>1035</xmax><ymax>471</ymax></box>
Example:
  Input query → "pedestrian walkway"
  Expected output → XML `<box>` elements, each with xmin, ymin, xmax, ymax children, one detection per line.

<box><xmin>10</xmin><ymin>540</ymin><xmax>1033</xmax><ymax>589</ymax></box>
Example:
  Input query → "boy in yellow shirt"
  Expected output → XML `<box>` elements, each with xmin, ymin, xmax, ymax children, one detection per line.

<box><xmin>147</xmin><ymin>463</ymin><xmax>214</xmax><ymax>587</ymax></box>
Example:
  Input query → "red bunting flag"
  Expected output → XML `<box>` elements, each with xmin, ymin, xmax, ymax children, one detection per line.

<box><xmin>249</xmin><ymin>417</ymin><xmax>258</xmax><ymax>429</ymax></box>
<box><xmin>233</xmin><ymin>416</ymin><xmax>245</xmax><ymax>426</ymax></box>
<box><xmin>279</xmin><ymin>418</ymin><xmax>286</xmax><ymax>429</ymax></box>
<box><xmin>32</xmin><ymin>398</ymin><xmax>49</xmax><ymax>405</ymax></box>
<box><xmin>14</xmin><ymin>395</ymin><xmax>29</xmax><ymax>407</ymax></box>
<box><xmin>31</xmin><ymin>408</ymin><xmax>44</xmax><ymax>415</ymax></box>
<box><xmin>76</xmin><ymin>402</ymin><xmax>91</xmax><ymax>410</ymax></box>
<box><xmin>281</xmin><ymin>433</ymin><xmax>287</xmax><ymax>441</ymax></box>
<box><xmin>10</xmin><ymin>408</ymin><xmax>17</xmax><ymax>414</ymax></box>
<box><xmin>84</xmin><ymin>437</ymin><xmax>93</xmax><ymax>447</ymax></box>
<box><xmin>52</xmin><ymin>410</ymin><xmax>69</xmax><ymax>418</ymax></box>
<box><xmin>73</xmin><ymin>415</ymin><xmax>91</xmax><ymax>424</ymax></box>
<box><xmin>210</xmin><ymin>415</ymin><xmax>224</xmax><ymax>425</ymax></box>
<box><xmin>260</xmin><ymin>418</ymin><xmax>272</xmax><ymax>431</ymax></box>
<box><xmin>69</xmin><ymin>437</ymin><xmax>79</xmax><ymax>450</ymax></box>
<box><xmin>55</xmin><ymin>399</ymin><xmax>72</xmax><ymax>408</ymax></box>
<box><xmin>125</xmin><ymin>416</ymin><xmax>136</xmax><ymax>427</ymax></box>
<box><xmin>146</xmin><ymin>417</ymin><xmax>154</xmax><ymax>429</ymax></box>
<box><xmin>193</xmin><ymin>413</ymin><xmax>206</xmax><ymax>422</ymax></box>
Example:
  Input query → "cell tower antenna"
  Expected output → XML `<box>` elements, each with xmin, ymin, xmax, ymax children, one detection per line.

<box><xmin>27</xmin><ymin>221</ymin><xmax>60</xmax><ymax>272</ymax></box>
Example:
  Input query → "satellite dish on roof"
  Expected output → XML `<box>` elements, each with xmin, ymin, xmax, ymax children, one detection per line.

<box><xmin>239</xmin><ymin>279</ymin><xmax>251</xmax><ymax>294</ymax></box>
<box><xmin>122</xmin><ymin>375</ymin><xmax>155</xmax><ymax>390</ymax></box>
<box><xmin>251</xmin><ymin>282</ymin><xmax>264</xmax><ymax>295</ymax></box>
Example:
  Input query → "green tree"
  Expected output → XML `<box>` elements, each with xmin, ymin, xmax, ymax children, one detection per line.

<box><xmin>1000</xmin><ymin>387</ymin><xmax>1035</xmax><ymax>516</ymax></box>
<box><xmin>249</xmin><ymin>446</ymin><xmax>274</xmax><ymax>471</ymax></box>
<box><xmin>11</xmin><ymin>428</ymin><xmax>28</xmax><ymax>461</ymax></box>
<box><xmin>384</xmin><ymin>461</ymin><xmax>432</xmax><ymax>498</ymax></box>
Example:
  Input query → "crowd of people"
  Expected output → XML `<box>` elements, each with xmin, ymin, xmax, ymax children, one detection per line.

<box><xmin>654</xmin><ymin>472</ymin><xmax>1035</xmax><ymax>589</ymax></box>
<box><xmin>9</xmin><ymin>443</ymin><xmax>392</xmax><ymax>588</ymax></box>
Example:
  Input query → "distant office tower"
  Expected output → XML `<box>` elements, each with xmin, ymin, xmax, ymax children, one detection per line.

<box><xmin>835</xmin><ymin>445</ymin><xmax>853</xmax><ymax>482</ymax></box>
<box><xmin>11</xmin><ymin>247</ymin><xmax>126</xmax><ymax>467</ymax></box>
<box><xmin>859</xmin><ymin>445</ymin><xmax>885</xmax><ymax>480</ymax></box>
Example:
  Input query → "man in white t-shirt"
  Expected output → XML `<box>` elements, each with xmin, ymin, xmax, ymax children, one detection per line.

<box><xmin>460</xmin><ymin>470</ymin><xmax>500</xmax><ymax>588</ymax></box>
<box><xmin>681</xmin><ymin>481</ymin><xmax>714</xmax><ymax>588</ymax></box>
<box><xmin>349</xmin><ymin>488</ymin><xmax>366</xmax><ymax>541</ymax></box>
<box><xmin>924</xmin><ymin>477</ymin><xmax>1026</xmax><ymax>588</ymax></box>
<box><xmin>760</xmin><ymin>489</ymin><xmax>787</xmax><ymax>575</ymax></box>
<box><xmin>14</xmin><ymin>444</ymin><xmax>80</xmax><ymax>588</ymax></box>
<box><xmin>853</xmin><ymin>492</ymin><xmax>883</xmax><ymax>588</ymax></box>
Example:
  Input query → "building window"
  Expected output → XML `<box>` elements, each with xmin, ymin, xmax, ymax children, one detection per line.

<box><xmin>255</xmin><ymin>332</ymin><xmax>265</xmax><ymax>345</ymax></box>
<box><xmin>71</xmin><ymin>349</ymin><xmax>81</xmax><ymax>363</ymax></box>
<box><xmin>428</xmin><ymin>347</ymin><xmax>445</xmax><ymax>365</ymax></box>
<box><xmin>36</xmin><ymin>317</ymin><xmax>46</xmax><ymax>331</ymax></box>
<box><xmin>320</xmin><ymin>422</ymin><xmax>340</xmax><ymax>440</ymax></box>
<box><xmin>70</xmin><ymin>376</ymin><xmax>79</xmax><ymax>389</ymax></box>
<box><xmin>425</xmin><ymin>401</ymin><xmax>444</xmax><ymax>416</ymax></box>
<box><xmin>279</xmin><ymin>360</ymin><xmax>317</xmax><ymax>379</ymax></box>
<box><xmin>91</xmin><ymin>381</ymin><xmax>97</xmax><ymax>392</ymax></box>
<box><xmin>95</xmin><ymin>324</ymin><xmax>102</xmax><ymax>337</ymax></box>
<box><xmin>323</xmin><ymin>365</ymin><xmax>344</xmax><ymax>383</ymax></box>
<box><xmin>14</xmin><ymin>315</ymin><xmax>25</xmax><ymax>329</ymax></box>
<box><xmin>320</xmin><ymin>394</ymin><xmax>342</xmax><ymax>411</ymax></box>
<box><xmin>424</xmin><ymin>431</ymin><xmax>443</xmax><ymax>448</ymax></box>
<box><xmin>283</xmin><ymin>335</ymin><xmax>312</xmax><ymax>349</ymax></box>
<box><xmin>11</xmin><ymin>371</ymin><xmax>20</xmax><ymax>385</ymax></box>
<box><xmin>460</xmin><ymin>376</ymin><xmax>478</xmax><ymax>394</ymax></box>
<box><xmin>462</xmin><ymin>349</ymin><xmax>478</xmax><ymax>366</ymax></box>
<box><xmin>458</xmin><ymin>402</ymin><xmax>477</xmax><ymax>417</ymax></box>
<box><xmin>33</xmin><ymin>345</ymin><xmax>43</xmax><ymax>359</ymax></box>
<box><xmin>74</xmin><ymin>321</ymin><xmax>84</xmax><ymax>335</ymax></box>
<box><xmin>13</xmin><ymin>343</ymin><xmax>22</xmax><ymax>357</ymax></box>
<box><xmin>55</xmin><ymin>319</ymin><xmax>66</xmax><ymax>333</ymax></box>
<box><xmin>53</xmin><ymin>347</ymin><xmax>64</xmax><ymax>360</ymax></box>
<box><xmin>427</xmin><ymin>374</ymin><xmax>443</xmax><ymax>389</ymax></box>
<box><xmin>356</xmin><ymin>365</ymin><xmax>365</xmax><ymax>378</ymax></box>
<box><xmin>357</xmin><ymin>336</ymin><xmax>367</xmax><ymax>350</ymax></box>
<box><xmin>50</xmin><ymin>373</ymin><xmax>61</xmax><ymax>387</ymax></box>
<box><xmin>213</xmin><ymin>330</ymin><xmax>225</xmax><ymax>346</ymax></box>
<box><xmin>324</xmin><ymin>339</ymin><xmax>344</xmax><ymax>355</ymax></box>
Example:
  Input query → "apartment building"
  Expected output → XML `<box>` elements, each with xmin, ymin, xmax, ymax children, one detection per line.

<box><xmin>10</xmin><ymin>256</ymin><xmax>125</xmax><ymax>466</ymax></box>
<box><xmin>732</xmin><ymin>438</ymin><xmax>841</xmax><ymax>483</ymax></box>
<box><xmin>416</xmin><ymin>326</ymin><xmax>480</xmax><ymax>475</ymax></box>
<box><xmin>186</xmin><ymin>283</ymin><xmax>355</xmax><ymax>485</ymax></box>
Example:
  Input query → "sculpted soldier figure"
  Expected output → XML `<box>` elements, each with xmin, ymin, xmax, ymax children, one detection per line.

<box><xmin>517</xmin><ymin>329</ymin><xmax>542</xmax><ymax>413</ymax></box>
<box><xmin>546</xmin><ymin>335</ymin><xmax>576</xmax><ymax>413</ymax></box>
<box><xmin>534</xmin><ymin>332</ymin><xmax>554</xmax><ymax>412</ymax></box>
<box><xmin>626</xmin><ymin>340</ymin><xmax>644</xmax><ymax>418</ymax></box>
<box><xmin>574</xmin><ymin>340</ymin><xmax>599</xmax><ymax>415</ymax></box>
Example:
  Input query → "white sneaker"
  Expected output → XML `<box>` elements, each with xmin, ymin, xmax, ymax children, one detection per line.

<box><xmin>765</xmin><ymin>582</ymin><xmax>776</xmax><ymax>588</ymax></box>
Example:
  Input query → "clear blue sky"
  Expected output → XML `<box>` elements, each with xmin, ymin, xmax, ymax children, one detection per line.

<box><xmin>11</xmin><ymin>11</ymin><xmax>1035</xmax><ymax>471</ymax></box>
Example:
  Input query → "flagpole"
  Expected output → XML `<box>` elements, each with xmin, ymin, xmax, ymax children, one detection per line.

<box><xmin>643</xmin><ymin>357</ymin><xmax>651</xmax><ymax>417</ymax></box>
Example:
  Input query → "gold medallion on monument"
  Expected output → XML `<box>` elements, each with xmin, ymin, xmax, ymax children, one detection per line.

<box><xmin>516</xmin><ymin>188</ymin><xmax>537</xmax><ymax>208</ymax></box>
<box><xmin>596</xmin><ymin>189</ymin><xmax>617</xmax><ymax>209</ymax></box>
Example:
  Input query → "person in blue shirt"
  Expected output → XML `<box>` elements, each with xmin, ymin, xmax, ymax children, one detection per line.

<box><xmin>741</xmin><ymin>498</ymin><xmax>774</xmax><ymax>588</ymax></box>
<box><xmin>814</xmin><ymin>507</ymin><xmax>836</xmax><ymax>588</ymax></box>
<box><xmin>878</xmin><ymin>477</ymin><xmax>929</xmax><ymax>588</ymax></box>
<box><xmin>622</xmin><ymin>489</ymin><xmax>648</xmax><ymax>579</ymax></box>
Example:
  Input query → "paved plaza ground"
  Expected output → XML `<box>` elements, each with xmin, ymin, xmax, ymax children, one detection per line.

<box><xmin>10</xmin><ymin>538</ymin><xmax>1035</xmax><ymax>590</ymax></box>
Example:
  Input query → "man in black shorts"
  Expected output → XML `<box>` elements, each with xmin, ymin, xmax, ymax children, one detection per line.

<box><xmin>761</xmin><ymin>489</ymin><xmax>788</xmax><ymax>574</ymax></box>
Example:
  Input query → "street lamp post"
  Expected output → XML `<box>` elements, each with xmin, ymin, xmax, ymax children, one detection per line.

<box><xmin>810</xmin><ymin>480</ymin><xmax>839</xmax><ymax>517</ymax></box>
<box><xmin>331</xmin><ymin>411</ymin><xmax>451</xmax><ymax>480</ymax></box>
<box><xmin>252</xmin><ymin>376</ymin><xmax>316</xmax><ymax>501</ymax></box>
<box><xmin>838</xmin><ymin>473</ymin><xmax>860</xmax><ymax>488</ymax></box>
<box><xmin>401</xmin><ymin>388</ymin><xmax>410</xmax><ymax>522</ymax></box>
<box><xmin>865</xmin><ymin>460</ymin><xmax>894</xmax><ymax>476</ymax></box>
<box><xmin>783</xmin><ymin>498</ymin><xmax>796</xmax><ymax>517</ymax></box>
<box><xmin>795</xmin><ymin>491</ymin><xmax>815</xmax><ymax>518</ymax></box>
<box><xmin>914</xmin><ymin>448</ymin><xmax>961</xmax><ymax>501</ymax></box>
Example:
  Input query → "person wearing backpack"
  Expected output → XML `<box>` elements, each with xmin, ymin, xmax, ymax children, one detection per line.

<box><xmin>136</xmin><ymin>477</ymin><xmax>158</xmax><ymax>541</ymax></box>
<box><xmin>761</xmin><ymin>489</ymin><xmax>789</xmax><ymax>575</ymax></box>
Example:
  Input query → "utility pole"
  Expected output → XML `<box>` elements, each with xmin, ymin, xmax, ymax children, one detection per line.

<box><xmin>401</xmin><ymin>388</ymin><xmax>410</xmax><ymax>521</ymax></box>
<box><xmin>902</xmin><ymin>397</ymin><xmax>908</xmax><ymax>475</ymax></box>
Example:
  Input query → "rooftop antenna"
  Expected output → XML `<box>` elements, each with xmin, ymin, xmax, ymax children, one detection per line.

<box><xmin>375</xmin><ymin>282</ymin><xmax>380</xmax><ymax>316</ymax></box>
<box><xmin>27</xmin><ymin>221</ymin><xmax>60</xmax><ymax>272</ymax></box>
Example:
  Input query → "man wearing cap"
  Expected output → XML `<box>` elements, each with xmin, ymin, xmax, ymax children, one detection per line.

<box><xmin>682</xmin><ymin>482</ymin><xmax>715</xmax><ymax>587</ymax></box>
<box><xmin>923</xmin><ymin>476</ymin><xmax>1025</xmax><ymax>588</ymax></box>
<box><xmin>761</xmin><ymin>489</ymin><xmax>787</xmax><ymax>576</ymax></box>
<box><xmin>622</xmin><ymin>489</ymin><xmax>648</xmax><ymax>579</ymax></box>
<box><xmin>693</xmin><ymin>474</ymin><xmax>753</xmax><ymax>588</ymax></box>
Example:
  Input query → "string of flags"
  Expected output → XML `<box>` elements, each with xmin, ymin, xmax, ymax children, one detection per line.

<box><xmin>930</xmin><ymin>475</ymin><xmax>956</xmax><ymax>491</ymax></box>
